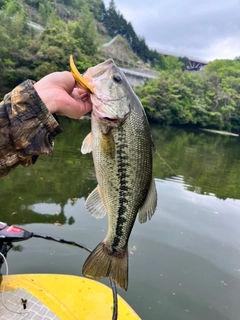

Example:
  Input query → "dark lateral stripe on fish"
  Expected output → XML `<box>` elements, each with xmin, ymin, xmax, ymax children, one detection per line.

<box><xmin>113</xmin><ymin>128</ymin><xmax>130</xmax><ymax>248</ymax></box>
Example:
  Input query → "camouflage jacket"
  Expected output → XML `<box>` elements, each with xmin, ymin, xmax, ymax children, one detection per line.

<box><xmin>0</xmin><ymin>80</ymin><xmax>62</xmax><ymax>178</ymax></box>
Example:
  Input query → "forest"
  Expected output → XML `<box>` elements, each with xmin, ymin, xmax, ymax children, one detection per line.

<box><xmin>0</xmin><ymin>0</ymin><xmax>240</xmax><ymax>131</ymax></box>
<box><xmin>135</xmin><ymin>59</ymin><xmax>240</xmax><ymax>131</ymax></box>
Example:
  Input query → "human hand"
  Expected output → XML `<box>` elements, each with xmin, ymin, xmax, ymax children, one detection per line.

<box><xmin>34</xmin><ymin>71</ymin><xmax>92</xmax><ymax>119</ymax></box>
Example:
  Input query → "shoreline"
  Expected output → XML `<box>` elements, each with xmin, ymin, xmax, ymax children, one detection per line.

<box><xmin>200</xmin><ymin>128</ymin><xmax>239</xmax><ymax>137</ymax></box>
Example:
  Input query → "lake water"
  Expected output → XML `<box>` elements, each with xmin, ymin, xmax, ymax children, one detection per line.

<box><xmin>1</xmin><ymin>117</ymin><xmax>240</xmax><ymax>320</ymax></box>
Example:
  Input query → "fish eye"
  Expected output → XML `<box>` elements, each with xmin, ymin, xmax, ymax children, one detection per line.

<box><xmin>113</xmin><ymin>74</ymin><xmax>122</xmax><ymax>83</ymax></box>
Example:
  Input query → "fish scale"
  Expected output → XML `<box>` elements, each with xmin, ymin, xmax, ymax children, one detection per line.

<box><xmin>80</xmin><ymin>58</ymin><xmax>157</xmax><ymax>290</ymax></box>
<box><xmin>98</xmin><ymin>120</ymin><xmax>150</xmax><ymax>248</ymax></box>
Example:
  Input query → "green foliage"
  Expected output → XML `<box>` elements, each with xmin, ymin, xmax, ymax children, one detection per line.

<box><xmin>1</xmin><ymin>0</ymin><xmax>240</xmax><ymax>132</ymax></box>
<box><xmin>0</xmin><ymin>0</ymin><xmax>7</xmax><ymax>9</ymax></box>
<box><xmin>0</xmin><ymin>2</ymin><xmax>32</xmax><ymax>93</ymax></box>
<box><xmin>136</xmin><ymin>61</ymin><xmax>240</xmax><ymax>131</ymax></box>
<box><xmin>164</xmin><ymin>55</ymin><xmax>183</xmax><ymax>71</ymax></box>
<box><xmin>73</xmin><ymin>3</ymin><xmax>99</xmax><ymax>56</ymax></box>
<box><xmin>38</xmin><ymin>0</ymin><xmax>53</xmax><ymax>26</ymax></box>
<box><xmin>178</xmin><ymin>56</ymin><xmax>190</xmax><ymax>71</ymax></box>
<box><xmin>0</xmin><ymin>0</ymin><xmax>103</xmax><ymax>97</ymax></box>
<box><xmin>24</xmin><ymin>0</ymin><xmax>41</xmax><ymax>9</ymax></box>
<box><xmin>205</xmin><ymin>59</ymin><xmax>240</xmax><ymax>78</ymax></box>
<box><xmin>4</xmin><ymin>0</ymin><xmax>25</xmax><ymax>15</ymax></box>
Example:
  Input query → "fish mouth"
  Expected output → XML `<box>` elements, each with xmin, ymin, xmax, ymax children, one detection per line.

<box><xmin>103</xmin><ymin>117</ymin><xmax>119</xmax><ymax>123</ymax></box>
<box><xmin>102</xmin><ymin>117</ymin><xmax>121</xmax><ymax>126</ymax></box>
<box><xmin>93</xmin><ymin>108</ymin><xmax>121</xmax><ymax>125</ymax></box>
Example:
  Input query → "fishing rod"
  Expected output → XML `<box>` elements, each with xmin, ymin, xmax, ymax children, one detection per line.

<box><xmin>0</xmin><ymin>221</ymin><xmax>118</xmax><ymax>320</ymax></box>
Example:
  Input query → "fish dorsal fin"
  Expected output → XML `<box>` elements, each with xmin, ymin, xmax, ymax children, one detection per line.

<box><xmin>138</xmin><ymin>178</ymin><xmax>157</xmax><ymax>224</ymax></box>
<box><xmin>85</xmin><ymin>185</ymin><xmax>107</xmax><ymax>219</ymax></box>
<box><xmin>81</xmin><ymin>132</ymin><xmax>92</xmax><ymax>154</ymax></box>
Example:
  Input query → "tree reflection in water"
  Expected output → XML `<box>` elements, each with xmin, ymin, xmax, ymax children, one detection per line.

<box><xmin>1</xmin><ymin>118</ymin><xmax>240</xmax><ymax>226</ymax></box>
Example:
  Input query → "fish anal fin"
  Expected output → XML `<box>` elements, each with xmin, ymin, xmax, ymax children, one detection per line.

<box><xmin>85</xmin><ymin>185</ymin><xmax>107</xmax><ymax>219</ymax></box>
<box><xmin>138</xmin><ymin>178</ymin><xmax>157</xmax><ymax>224</ymax></box>
<box><xmin>81</xmin><ymin>132</ymin><xmax>92</xmax><ymax>154</ymax></box>
<box><xmin>82</xmin><ymin>242</ymin><xmax>128</xmax><ymax>290</ymax></box>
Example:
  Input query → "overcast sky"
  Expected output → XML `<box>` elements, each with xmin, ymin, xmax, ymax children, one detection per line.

<box><xmin>103</xmin><ymin>0</ymin><xmax>240</xmax><ymax>62</ymax></box>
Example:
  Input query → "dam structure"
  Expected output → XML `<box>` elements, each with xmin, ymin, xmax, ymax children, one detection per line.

<box><xmin>120</xmin><ymin>68</ymin><xmax>157</xmax><ymax>87</ymax></box>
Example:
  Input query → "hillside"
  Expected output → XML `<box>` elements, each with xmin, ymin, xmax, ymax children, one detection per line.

<box><xmin>1</xmin><ymin>0</ymin><xmax>240</xmax><ymax>132</ymax></box>
<box><xmin>100</xmin><ymin>35</ymin><xmax>158</xmax><ymax>76</ymax></box>
<box><xmin>0</xmin><ymin>0</ymin><xmax>161</xmax><ymax>98</ymax></box>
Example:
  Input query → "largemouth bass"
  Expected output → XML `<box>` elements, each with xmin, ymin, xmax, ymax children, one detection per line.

<box><xmin>80</xmin><ymin>59</ymin><xmax>157</xmax><ymax>290</ymax></box>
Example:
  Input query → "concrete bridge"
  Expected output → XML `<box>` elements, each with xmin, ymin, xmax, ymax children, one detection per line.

<box><xmin>158</xmin><ymin>49</ymin><xmax>208</xmax><ymax>71</ymax></box>
<box><xmin>120</xmin><ymin>68</ymin><xmax>157</xmax><ymax>87</ymax></box>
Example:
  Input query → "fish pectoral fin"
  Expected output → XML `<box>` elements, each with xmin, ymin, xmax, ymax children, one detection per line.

<box><xmin>85</xmin><ymin>185</ymin><xmax>107</xmax><ymax>219</ymax></box>
<box><xmin>138</xmin><ymin>178</ymin><xmax>158</xmax><ymax>224</ymax></box>
<box><xmin>81</xmin><ymin>132</ymin><xmax>93</xmax><ymax>154</ymax></box>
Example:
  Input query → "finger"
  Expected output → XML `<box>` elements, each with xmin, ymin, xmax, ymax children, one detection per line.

<box><xmin>71</xmin><ymin>88</ymin><xmax>90</xmax><ymax>101</ymax></box>
<box><xmin>73</xmin><ymin>86</ymin><xmax>92</xmax><ymax>95</ymax></box>
<box><xmin>57</xmin><ymin>71</ymin><xmax>76</xmax><ymax>93</ymax></box>
<box><xmin>59</xmin><ymin>94</ymin><xmax>92</xmax><ymax>119</ymax></box>
<box><xmin>79</xmin><ymin>93</ymin><xmax>90</xmax><ymax>103</ymax></box>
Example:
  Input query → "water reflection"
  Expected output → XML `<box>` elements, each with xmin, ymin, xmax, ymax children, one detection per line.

<box><xmin>1</xmin><ymin>118</ymin><xmax>240</xmax><ymax>320</ymax></box>
<box><xmin>29</xmin><ymin>203</ymin><xmax>62</xmax><ymax>215</ymax></box>
<box><xmin>151</xmin><ymin>125</ymin><xmax>240</xmax><ymax>200</ymax></box>
<box><xmin>1</xmin><ymin>119</ymin><xmax>240</xmax><ymax>226</ymax></box>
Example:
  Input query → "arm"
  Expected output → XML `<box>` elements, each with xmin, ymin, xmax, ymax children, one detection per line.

<box><xmin>0</xmin><ymin>72</ymin><xmax>92</xmax><ymax>178</ymax></box>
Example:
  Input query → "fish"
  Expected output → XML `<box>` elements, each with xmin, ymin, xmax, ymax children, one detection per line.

<box><xmin>79</xmin><ymin>58</ymin><xmax>157</xmax><ymax>290</ymax></box>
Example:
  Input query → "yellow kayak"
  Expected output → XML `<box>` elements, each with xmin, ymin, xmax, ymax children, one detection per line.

<box><xmin>0</xmin><ymin>274</ymin><xmax>140</xmax><ymax>319</ymax></box>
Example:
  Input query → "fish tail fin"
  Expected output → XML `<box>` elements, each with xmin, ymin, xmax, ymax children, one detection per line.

<box><xmin>82</xmin><ymin>242</ymin><xmax>128</xmax><ymax>290</ymax></box>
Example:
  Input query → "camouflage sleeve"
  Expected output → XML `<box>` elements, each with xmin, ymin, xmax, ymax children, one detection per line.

<box><xmin>0</xmin><ymin>79</ymin><xmax>63</xmax><ymax>178</ymax></box>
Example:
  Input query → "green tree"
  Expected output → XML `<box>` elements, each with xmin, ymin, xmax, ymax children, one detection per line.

<box><xmin>178</xmin><ymin>56</ymin><xmax>190</xmax><ymax>71</ymax></box>
<box><xmin>38</xmin><ymin>0</ymin><xmax>53</xmax><ymax>26</ymax></box>
<box><xmin>0</xmin><ymin>0</ymin><xmax>7</xmax><ymax>9</ymax></box>
<box><xmin>136</xmin><ymin>64</ymin><xmax>240</xmax><ymax>131</ymax></box>
<box><xmin>75</xmin><ymin>3</ymin><xmax>99</xmax><ymax>56</ymax></box>
<box><xmin>164</xmin><ymin>55</ymin><xmax>183</xmax><ymax>71</ymax></box>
